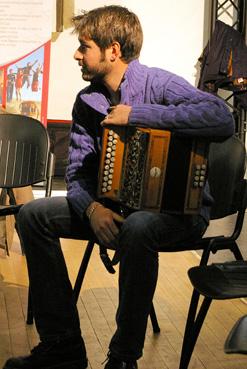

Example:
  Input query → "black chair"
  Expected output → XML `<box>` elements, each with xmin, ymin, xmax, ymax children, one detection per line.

<box><xmin>0</xmin><ymin>113</ymin><xmax>55</xmax><ymax>320</ymax></box>
<box><xmin>176</xmin><ymin>135</ymin><xmax>247</xmax><ymax>369</ymax></box>
<box><xmin>0</xmin><ymin>114</ymin><xmax>54</xmax><ymax>214</ymax></box>
<box><xmin>65</xmin><ymin>135</ymin><xmax>246</xmax><ymax>338</ymax></box>
<box><xmin>225</xmin><ymin>313</ymin><xmax>247</xmax><ymax>354</ymax></box>
<box><xmin>183</xmin><ymin>261</ymin><xmax>247</xmax><ymax>367</ymax></box>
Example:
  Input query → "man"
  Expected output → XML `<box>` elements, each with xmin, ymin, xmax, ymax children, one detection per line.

<box><xmin>21</xmin><ymin>60</ymin><xmax>38</xmax><ymax>89</ymax></box>
<box><xmin>3</xmin><ymin>5</ymin><xmax>234</xmax><ymax>369</ymax></box>
<box><xmin>6</xmin><ymin>69</ymin><xmax>16</xmax><ymax>102</ymax></box>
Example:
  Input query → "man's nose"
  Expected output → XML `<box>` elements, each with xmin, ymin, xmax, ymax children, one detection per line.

<box><xmin>74</xmin><ymin>49</ymin><xmax>83</xmax><ymax>61</ymax></box>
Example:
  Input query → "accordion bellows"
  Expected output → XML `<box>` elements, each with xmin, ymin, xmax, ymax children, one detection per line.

<box><xmin>98</xmin><ymin>126</ymin><xmax>209</xmax><ymax>214</ymax></box>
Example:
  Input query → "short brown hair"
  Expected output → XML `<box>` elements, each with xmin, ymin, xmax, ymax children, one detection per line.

<box><xmin>72</xmin><ymin>5</ymin><xmax>143</xmax><ymax>63</ymax></box>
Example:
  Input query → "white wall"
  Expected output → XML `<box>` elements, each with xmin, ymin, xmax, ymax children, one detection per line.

<box><xmin>47</xmin><ymin>0</ymin><xmax>205</xmax><ymax>119</ymax></box>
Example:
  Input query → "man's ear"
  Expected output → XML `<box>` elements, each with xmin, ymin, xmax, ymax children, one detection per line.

<box><xmin>110</xmin><ymin>41</ymin><xmax>121</xmax><ymax>61</ymax></box>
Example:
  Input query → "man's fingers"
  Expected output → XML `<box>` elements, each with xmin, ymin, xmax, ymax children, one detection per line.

<box><xmin>112</xmin><ymin>212</ymin><xmax>125</xmax><ymax>223</ymax></box>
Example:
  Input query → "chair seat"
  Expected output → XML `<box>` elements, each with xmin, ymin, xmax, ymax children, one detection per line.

<box><xmin>225</xmin><ymin>315</ymin><xmax>247</xmax><ymax>354</ymax></box>
<box><xmin>188</xmin><ymin>260</ymin><xmax>247</xmax><ymax>299</ymax></box>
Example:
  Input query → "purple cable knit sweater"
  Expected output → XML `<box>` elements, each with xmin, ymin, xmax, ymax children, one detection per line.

<box><xmin>65</xmin><ymin>59</ymin><xmax>234</xmax><ymax>222</ymax></box>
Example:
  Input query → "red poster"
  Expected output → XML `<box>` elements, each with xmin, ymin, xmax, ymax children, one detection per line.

<box><xmin>0</xmin><ymin>1</ymin><xmax>52</xmax><ymax>126</ymax></box>
<box><xmin>0</xmin><ymin>42</ymin><xmax>50</xmax><ymax>126</ymax></box>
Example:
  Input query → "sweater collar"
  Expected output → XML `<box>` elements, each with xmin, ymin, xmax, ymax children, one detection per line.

<box><xmin>80</xmin><ymin>59</ymin><xmax>146</xmax><ymax>114</ymax></box>
<box><xmin>121</xmin><ymin>59</ymin><xmax>147</xmax><ymax>103</ymax></box>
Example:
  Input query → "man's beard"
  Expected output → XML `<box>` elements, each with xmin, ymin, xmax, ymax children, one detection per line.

<box><xmin>81</xmin><ymin>68</ymin><xmax>104</xmax><ymax>82</ymax></box>
<box><xmin>81</xmin><ymin>54</ymin><xmax>110</xmax><ymax>82</ymax></box>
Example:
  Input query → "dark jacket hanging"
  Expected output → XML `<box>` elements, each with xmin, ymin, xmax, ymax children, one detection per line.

<box><xmin>198</xmin><ymin>20</ymin><xmax>247</xmax><ymax>109</ymax></box>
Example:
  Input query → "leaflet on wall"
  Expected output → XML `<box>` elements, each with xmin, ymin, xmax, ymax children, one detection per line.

<box><xmin>0</xmin><ymin>0</ymin><xmax>52</xmax><ymax>126</ymax></box>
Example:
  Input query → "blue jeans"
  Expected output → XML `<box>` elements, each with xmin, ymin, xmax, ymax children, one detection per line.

<box><xmin>17</xmin><ymin>196</ymin><xmax>207</xmax><ymax>360</ymax></box>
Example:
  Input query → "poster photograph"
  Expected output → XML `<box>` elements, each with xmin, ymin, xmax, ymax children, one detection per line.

<box><xmin>0</xmin><ymin>0</ymin><xmax>52</xmax><ymax>125</ymax></box>
<box><xmin>5</xmin><ymin>45</ymin><xmax>49</xmax><ymax>121</ymax></box>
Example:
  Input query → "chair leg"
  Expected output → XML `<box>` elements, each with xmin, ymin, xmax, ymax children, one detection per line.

<box><xmin>150</xmin><ymin>302</ymin><xmax>160</xmax><ymax>333</ymax></box>
<box><xmin>179</xmin><ymin>291</ymin><xmax>212</xmax><ymax>369</ymax></box>
<box><xmin>99</xmin><ymin>245</ymin><xmax>116</xmax><ymax>274</ymax></box>
<box><xmin>26</xmin><ymin>287</ymin><xmax>34</xmax><ymax>325</ymax></box>
<box><xmin>200</xmin><ymin>242</ymin><xmax>212</xmax><ymax>266</ymax></box>
<box><xmin>231</xmin><ymin>241</ymin><xmax>244</xmax><ymax>261</ymax></box>
<box><xmin>73</xmin><ymin>240</ymin><xmax>95</xmax><ymax>302</ymax></box>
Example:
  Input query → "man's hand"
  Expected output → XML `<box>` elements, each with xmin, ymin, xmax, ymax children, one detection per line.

<box><xmin>101</xmin><ymin>104</ymin><xmax>132</xmax><ymax>126</ymax></box>
<box><xmin>87</xmin><ymin>202</ymin><xmax>124</xmax><ymax>246</ymax></box>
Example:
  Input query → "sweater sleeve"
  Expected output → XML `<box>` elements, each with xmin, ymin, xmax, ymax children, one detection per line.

<box><xmin>65</xmin><ymin>97</ymin><xmax>99</xmax><ymax>219</ymax></box>
<box><xmin>128</xmin><ymin>73</ymin><xmax>235</xmax><ymax>141</ymax></box>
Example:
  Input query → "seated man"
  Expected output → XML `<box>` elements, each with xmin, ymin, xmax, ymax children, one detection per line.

<box><xmin>3</xmin><ymin>5</ymin><xmax>234</xmax><ymax>369</ymax></box>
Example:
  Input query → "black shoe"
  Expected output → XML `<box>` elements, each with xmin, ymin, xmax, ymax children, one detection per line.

<box><xmin>104</xmin><ymin>352</ymin><xmax>138</xmax><ymax>369</ymax></box>
<box><xmin>3</xmin><ymin>336</ymin><xmax>88</xmax><ymax>369</ymax></box>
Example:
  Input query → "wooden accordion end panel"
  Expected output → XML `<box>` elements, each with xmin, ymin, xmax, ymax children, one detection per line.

<box><xmin>97</xmin><ymin>126</ymin><xmax>209</xmax><ymax>214</ymax></box>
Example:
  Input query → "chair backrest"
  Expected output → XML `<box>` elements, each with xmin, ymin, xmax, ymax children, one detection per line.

<box><xmin>208</xmin><ymin>135</ymin><xmax>246</xmax><ymax>219</ymax></box>
<box><xmin>0</xmin><ymin>114</ymin><xmax>50</xmax><ymax>188</ymax></box>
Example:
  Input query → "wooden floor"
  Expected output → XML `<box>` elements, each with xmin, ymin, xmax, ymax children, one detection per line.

<box><xmin>0</xmin><ymin>229</ymin><xmax>247</xmax><ymax>369</ymax></box>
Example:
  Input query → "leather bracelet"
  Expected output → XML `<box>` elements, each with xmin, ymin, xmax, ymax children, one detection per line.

<box><xmin>87</xmin><ymin>203</ymin><xmax>103</xmax><ymax>221</ymax></box>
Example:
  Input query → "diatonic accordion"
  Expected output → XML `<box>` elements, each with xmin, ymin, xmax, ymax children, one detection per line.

<box><xmin>97</xmin><ymin>126</ymin><xmax>209</xmax><ymax>214</ymax></box>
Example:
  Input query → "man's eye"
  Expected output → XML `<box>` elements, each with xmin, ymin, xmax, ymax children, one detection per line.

<box><xmin>78</xmin><ymin>44</ymin><xmax>87</xmax><ymax>52</ymax></box>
